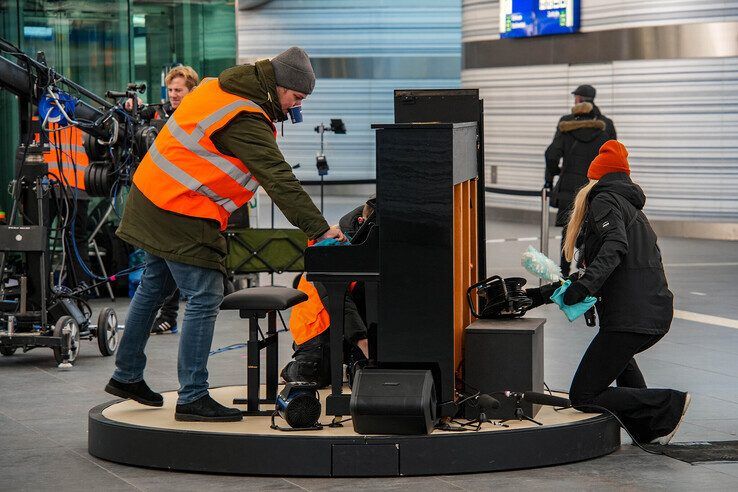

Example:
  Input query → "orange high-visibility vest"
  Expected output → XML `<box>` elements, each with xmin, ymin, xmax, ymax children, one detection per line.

<box><xmin>133</xmin><ymin>78</ymin><xmax>276</xmax><ymax>230</ymax></box>
<box><xmin>290</xmin><ymin>275</ymin><xmax>331</xmax><ymax>345</ymax></box>
<box><xmin>42</xmin><ymin>124</ymin><xmax>89</xmax><ymax>191</ymax></box>
<box><xmin>290</xmin><ymin>265</ymin><xmax>360</xmax><ymax>345</ymax></box>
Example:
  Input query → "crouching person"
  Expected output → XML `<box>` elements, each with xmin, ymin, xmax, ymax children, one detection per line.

<box><xmin>282</xmin><ymin>197</ymin><xmax>375</xmax><ymax>387</ymax></box>
<box><xmin>282</xmin><ymin>276</ymin><xmax>368</xmax><ymax>388</ymax></box>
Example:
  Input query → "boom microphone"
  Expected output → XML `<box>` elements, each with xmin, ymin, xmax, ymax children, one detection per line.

<box><xmin>504</xmin><ymin>391</ymin><xmax>571</xmax><ymax>408</ymax></box>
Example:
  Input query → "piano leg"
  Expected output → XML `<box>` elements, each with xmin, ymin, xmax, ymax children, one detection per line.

<box><xmin>322</xmin><ymin>280</ymin><xmax>352</xmax><ymax>417</ymax></box>
<box><xmin>364</xmin><ymin>281</ymin><xmax>379</xmax><ymax>361</ymax></box>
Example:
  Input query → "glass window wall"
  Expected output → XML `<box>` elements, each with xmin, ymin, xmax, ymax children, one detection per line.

<box><xmin>0</xmin><ymin>0</ymin><xmax>235</xmax><ymax>212</ymax></box>
<box><xmin>132</xmin><ymin>0</ymin><xmax>236</xmax><ymax>104</ymax></box>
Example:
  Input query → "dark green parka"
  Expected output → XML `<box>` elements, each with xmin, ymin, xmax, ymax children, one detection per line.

<box><xmin>117</xmin><ymin>60</ymin><xmax>329</xmax><ymax>273</ymax></box>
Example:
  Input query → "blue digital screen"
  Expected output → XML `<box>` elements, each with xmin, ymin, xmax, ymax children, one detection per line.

<box><xmin>23</xmin><ymin>26</ymin><xmax>53</xmax><ymax>40</ymax></box>
<box><xmin>500</xmin><ymin>0</ymin><xmax>580</xmax><ymax>39</ymax></box>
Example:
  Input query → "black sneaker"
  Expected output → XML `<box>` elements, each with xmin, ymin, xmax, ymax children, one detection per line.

<box><xmin>151</xmin><ymin>316</ymin><xmax>178</xmax><ymax>334</ymax></box>
<box><xmin>105</xmin><ymin>378</ymin><xmax>163</xmax><ymax>407</ymax></box>
<box><xmin>175</xmin><ymin>394</ymin><xmax>243</xmax><ymax>422</ymax></box>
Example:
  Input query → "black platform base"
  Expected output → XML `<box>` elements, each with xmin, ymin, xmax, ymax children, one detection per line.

<box><xmin>88</xmin><ymin>386</ymin><xmax>621</xmax><ymax>477</ymax></box>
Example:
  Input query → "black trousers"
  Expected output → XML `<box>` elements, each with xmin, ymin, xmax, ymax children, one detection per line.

<box><xmin>157</xmin><ymin>288</ymin><xmax>180</xmax><ymax>320</ymax></box>
<box><xmin>569</xmin><ymin>330</ymin><xmax>686</xmax><ymax>443</ymax></box>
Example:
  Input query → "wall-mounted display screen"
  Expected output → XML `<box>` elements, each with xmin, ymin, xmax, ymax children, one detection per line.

<box><xmin>500</xmin><ymin>0</ymin><xmax>580</xmax><ymax>38</ymax></box>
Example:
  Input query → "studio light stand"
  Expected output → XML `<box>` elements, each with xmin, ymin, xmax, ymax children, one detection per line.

<box><xmin>314</xmin><ymin>119</ymin><xmax>346</xmax><ymax>213</ymax></box>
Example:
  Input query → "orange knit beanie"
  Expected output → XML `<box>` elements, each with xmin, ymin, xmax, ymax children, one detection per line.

<box><xmin>587</xmin><ymin>140</ymin><xmax>630</xmax><ymax>180</ymax></box>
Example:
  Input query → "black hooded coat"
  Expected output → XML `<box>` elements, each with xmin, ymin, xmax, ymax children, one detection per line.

<box><xmin>545</xmin><ymin>102</ymin><xmax>612</xmax><ymax>226</ymax></box>
<box><xmin>577</xmin><ymin>173</ymin><xmax>673</xmax><ymax>335</ymax></box>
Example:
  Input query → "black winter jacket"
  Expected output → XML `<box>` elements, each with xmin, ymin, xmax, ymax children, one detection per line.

<box><xmin>545</xmin><ymin>102</ymin><xmax>614</xmax><ymax>226</ymax></box>
<box><xmin>576</xmin><ymin>173</ymin><xmax>673</xmax><ymax>334</ymax></box>
<box><xmin>590</xmin><ymin>103</ymin><xmax>617</xmax><ymax>140</ymax></box>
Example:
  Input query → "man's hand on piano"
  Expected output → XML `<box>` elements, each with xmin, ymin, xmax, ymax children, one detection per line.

<box><xmin>316</xmin><ymin>226</ymin><xmax>347</xmax><ymax>243</ymax></box>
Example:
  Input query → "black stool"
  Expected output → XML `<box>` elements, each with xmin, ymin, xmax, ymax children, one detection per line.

<box><xmin>220</xmin><ymin>286</ymin><xmax>307</xmax><ymax>415</ymax></box>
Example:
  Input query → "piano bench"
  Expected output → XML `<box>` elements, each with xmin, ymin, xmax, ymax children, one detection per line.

<box><xmin>220</xmin><ymin>287</ymin><xmax>308</xmax><ymax>415</ymax></box>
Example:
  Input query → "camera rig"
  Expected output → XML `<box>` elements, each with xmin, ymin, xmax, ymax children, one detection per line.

<box><xmin>0</xmin><ymin>36</ymin><xmax>158</xmax><ymax>197</ymax></box>
<box><xmin>0</xmin><ymin>36</ymin><xmax>156</xmax><ymax>366</ymax></box>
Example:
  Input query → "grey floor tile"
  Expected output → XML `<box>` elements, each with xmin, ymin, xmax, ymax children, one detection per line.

<box><xmin>699</xmin><ymin>462</ymin><xmax>738</xmax><ymax>479</ymax></box>
<box><xmin>3</xmin><ymin>445</ymin><xmax>137</xmax><ymax>491</ymax></box>
<box><xmin>685</xmin><ymin>418</ymin><xmax>738</xmax><ymax>438</ymax></box>
<box><xmin>440</xmin><ymin>447</ymin><xmax>738</xmax><ymax>490</ymax></box>
<box><xmin>125</xmin><ymin>474</ymin><xmax>301</xmax><ymax>491</ymax></box>
<box><xmin>287</xmin><ymin>476</ymin><xmax>462</xmax><ymax>491</ymax></box>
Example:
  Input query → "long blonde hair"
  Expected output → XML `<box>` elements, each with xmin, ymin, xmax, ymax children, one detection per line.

<box><xmin>563</xmin><ymin>180</ymin><xmax>599</xmax><ymax>262</ymax></box>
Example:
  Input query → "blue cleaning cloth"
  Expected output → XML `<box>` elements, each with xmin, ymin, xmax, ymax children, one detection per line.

<box><xmin>313</xmin><ymin>238</ymin><xmax>350</xmax><ymax>247</ymax></box>
<box><xmin>550</xmin><ymin>280</ymin><xmax>597</xmax><ymax>322</ymax></box>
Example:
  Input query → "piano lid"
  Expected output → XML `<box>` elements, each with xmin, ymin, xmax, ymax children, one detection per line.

<box><xmin>371</xmin><ymin>122</ymin><xmax>477</xmax><ymax>130</ymax></box>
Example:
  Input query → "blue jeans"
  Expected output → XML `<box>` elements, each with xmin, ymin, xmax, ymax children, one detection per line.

<box><xmin>113</xmin><ymin>252</ymin><xmax>224</xmax><ymax>404</ymax></box>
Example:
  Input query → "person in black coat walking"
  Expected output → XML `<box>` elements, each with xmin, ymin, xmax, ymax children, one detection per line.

<box><xmin>545</xmin><ymin>85</ymin><xmax>616</xmax><ymax>276</ymax></box>
<box><xmin>561</xmin><ymin>140</ymin><xmax>690</xmax><ymax>445</ymax></box>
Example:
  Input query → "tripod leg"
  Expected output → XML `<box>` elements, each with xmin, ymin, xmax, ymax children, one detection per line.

<box><xmin>521</xmin><ymin>414</ymin><xmax>543</xmax><ymax>426</ymax></box>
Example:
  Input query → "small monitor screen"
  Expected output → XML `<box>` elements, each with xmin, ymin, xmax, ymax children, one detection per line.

<box><xmin>500</xmin><ymin>0</ymin><xmax>580</xmax><ymax>39</ymax></box>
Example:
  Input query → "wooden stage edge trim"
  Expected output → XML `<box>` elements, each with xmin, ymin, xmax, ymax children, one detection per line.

<box><xmin>88</xmin><ymin>386</ymin><xmax>622</xmax><ymax>477</ymax></box>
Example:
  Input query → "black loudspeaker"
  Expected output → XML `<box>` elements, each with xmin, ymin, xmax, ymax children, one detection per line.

<box><xmin>464</xmin><ymin>318</ymin><xmax>545</xmax><ymax>420</ymax></box>
<box><xmin>350</xmin><ymin>369</ymin><xmax>437</xmax><ymax>435</ymax></box>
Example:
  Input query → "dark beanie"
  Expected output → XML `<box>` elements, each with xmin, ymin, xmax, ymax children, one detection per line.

<box><xmin>587</xmin><ymin>140</ymin><xmax>630</xmax><ymax>180</ymax></box>
<box><xmin>271</xmin><ymin>47</ymin><xmax>316</xmax><ymax>95</ymax></box>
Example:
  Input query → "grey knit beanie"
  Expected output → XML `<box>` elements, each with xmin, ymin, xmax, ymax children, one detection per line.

<box><xmin>271</xmin><ymin>47</ymin><xmax>316</xmax><ymax>95</ymax></box>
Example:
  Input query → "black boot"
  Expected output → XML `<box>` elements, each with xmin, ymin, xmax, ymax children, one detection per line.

<box><xmin>105</xmin><ymin>378</ymin><xmax>163</xmax><ymax>407</ymax></box>
<box><xmin>175</xmin><ymin>394</ymin><xmax>243</xmax><ymax>422</ymax></box>
<box><xmin>280</xmin><ymin>336</ymin><xmax>332</xmax><ymax>388</ymax></box>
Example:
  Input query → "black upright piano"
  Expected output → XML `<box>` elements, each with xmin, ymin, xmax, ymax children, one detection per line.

<box><xmin>305</xmin><ymin>120</ymin><xmax>482</xmax><ymax>418</ymax></box>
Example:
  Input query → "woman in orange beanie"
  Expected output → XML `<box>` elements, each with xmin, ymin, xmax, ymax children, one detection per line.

<box><xmin>561</xmin><ymin>140</ymin><xmax>690</xmax><ymax>445</ymax></box>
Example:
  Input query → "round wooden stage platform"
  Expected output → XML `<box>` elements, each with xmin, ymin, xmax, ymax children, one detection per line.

<box><xmin>88</xmin><ymin>385</ymin><xmax>621</xmax><ymax>477</ymax></box>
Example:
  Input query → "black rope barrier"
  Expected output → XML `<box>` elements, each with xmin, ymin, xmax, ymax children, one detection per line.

<box><xmin>296</xmin><ymin>179</ymin><xmax>543</xmax><ymax>198</ymax></box>
<box><xmin>485</xmin><ymin>186</ymin><xmax>543</xmax><ymax>197</ymax></box>
<box><xmin>299</xmin><ymin>179</ymin><xmax>376</xmax><ymax>186</ymax></box>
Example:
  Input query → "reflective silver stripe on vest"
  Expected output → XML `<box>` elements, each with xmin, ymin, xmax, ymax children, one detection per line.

<box><xmin>68</xmin><ymin>145</ymin><xmax>87</xmax><ymax>154</ymax></box>
<box><xmin>49</xmin><ymin>162</ymin><xmax>84</xmax><ymax>188</ymax></box>
<box><xmin>48</xmin><ymin>144</ymin><xmax>87</xmax><ymax>156</ymax></box>
<box><xmin>194</xmin><ymin>99</ymin><xmax>268</xmax><ymax>138</ymax></box>
<box><xmin>50</xmin><ymin>162</ymin><xmax>85</xmax><ymax>172</ymax></box>
<box><xmin>166</xmin><ymin>117</ymin><xmax>257</xmax><ymax>190</ymax></box>
<box><xmin>148</xmin><ymin>143</ymin><xmax>239</xmax><ymax>213</ymax></box>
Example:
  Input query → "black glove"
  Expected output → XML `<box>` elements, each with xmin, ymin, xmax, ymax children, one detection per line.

<box><xmin>563</xmin><ymin>281</ymin><xmax>589</xmax><ymax>306</ymax></box>
<box><xmin>525</xmin><ymin>281</ymin><xmax>562</xmax><ymax>309</ymax></box>
<box><xmin>543</xmin><ymin>181</ymin><xmax>553</xmax><ymax>190</ymax></box>
<box><xmin>540</xmin><ymin>280</ymin><xmax>562</xmax><ymax>301</ymax></box>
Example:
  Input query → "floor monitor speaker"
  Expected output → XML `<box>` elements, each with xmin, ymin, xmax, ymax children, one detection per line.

<box><xmin>350</xmin><ymin>369</ymin><xmax>436</xmax><ymax>435</ymax></box>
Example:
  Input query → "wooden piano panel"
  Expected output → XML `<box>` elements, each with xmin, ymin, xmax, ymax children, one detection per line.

<box><xmin>453</xmin><ymin>178</ymin><xmax>478</xmax><ymax>381</ymax></box>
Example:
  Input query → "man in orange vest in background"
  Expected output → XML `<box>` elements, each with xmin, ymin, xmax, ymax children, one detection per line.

<box><xmin>105</xmin><ymin>47</ymin><xmax>345</xmax><ymax>422</ymax></box>
<box><xmin>44</xmin><ymin>124</ymin><xmax>92</xmax><ymax>287</ymax></box>
<box><xmin>127</xmin><ymin>65</ymin><xmax>201</xmax><ymax>335</ymax></box>
<box><xmin>282</xmin><ymin>196</ymin><xmax>375</xmax><ymax>387</ymax></box>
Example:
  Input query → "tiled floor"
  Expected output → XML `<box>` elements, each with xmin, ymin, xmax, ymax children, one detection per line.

<box><xmin>1</xmin><ymin>195</ymin><xmax>737</xmax><ymax>490</ymax></box>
